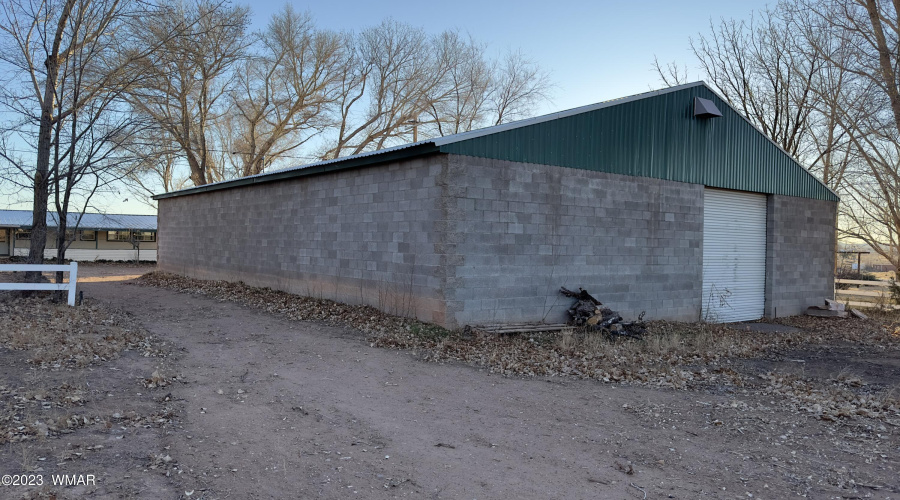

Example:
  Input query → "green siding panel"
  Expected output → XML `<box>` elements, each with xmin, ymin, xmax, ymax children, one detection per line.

<box><xmin>438</xmin><ymin>85</ymin><xmax>837</xmax><ymax>202</ymax></box>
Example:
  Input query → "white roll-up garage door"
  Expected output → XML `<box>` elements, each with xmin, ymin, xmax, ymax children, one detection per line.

<box><xmin>701</xmin><ymin>188</ymin><xmax>767</xmax><ymax>322</ymax></box>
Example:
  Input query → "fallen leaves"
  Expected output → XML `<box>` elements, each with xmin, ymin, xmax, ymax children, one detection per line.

<box><xmin>149</xmin><ymin>452</ymin><xmax>175</xmax><ymax>471</ymax></box>
<box><xmin>138</xmin><ymin>271</ymin><xmax>900</xmax><ymax>426</ymax></box>
<box><xmin>762</xmin><ymin>371</ymin><xmax>900</xmax><ymax>422</ymax></box>
<box><xmin>0</xmin><ymin>295</ymin><xmax>174</xmax><ymax>447</ymax></box>
<box><xmin>0</xmin><ymin>295</ymin><xmax>164</xmax><ymax>368</ymax></box>
<box><xmin>143</xmin><ymin>369</ymin><xmax>175</xmax><ymax>389</ymax></box>
<box><xmin>138</xmin><ymin>272</ymin><xmax>418</xmax><ymax>337</ymax></box>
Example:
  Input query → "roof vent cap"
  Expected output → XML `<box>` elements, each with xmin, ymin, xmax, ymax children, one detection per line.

<box><xmin>694</xmin><ymin>97</ymin><xmax>722</xmax><ymax>118</ymax></box>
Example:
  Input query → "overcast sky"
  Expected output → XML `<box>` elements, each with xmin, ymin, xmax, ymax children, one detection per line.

<box><xmin>3</xmin><ymin>0</ymin><xmax>774</xmax><ymax>216</ymax></box>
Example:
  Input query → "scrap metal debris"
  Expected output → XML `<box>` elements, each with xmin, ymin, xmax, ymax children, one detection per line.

<box><xmin>559</xmin><ymin>287</ymin><xmax>646</xmax><ymax>338</ymax></box>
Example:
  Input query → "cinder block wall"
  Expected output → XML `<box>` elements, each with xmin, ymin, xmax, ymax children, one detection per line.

<box><xmin>158</xmin><ymin>152</ymin><xmax>836</xmax><ymax>328</ymax></box>
<box><xmin>441</xmin><ymin>155</ymin><xmax>705</xmax><ymax>327</ymax></box>
<box><xmin>157</xmin><ymin>155</ymin><xmax>450</xmax><ymax>324</ymax></box>
<box><xmin>765</xmin><ymin>195</ymin><xmax>837</xmax><ymax>317</ymax></box>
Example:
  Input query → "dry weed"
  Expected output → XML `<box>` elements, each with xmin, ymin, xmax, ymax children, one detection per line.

<box><xmin>139</xmin><ymin>271</ymin><xmax>900</xmax><ymax>424</ymax></box>
<box><xmin>138</xmin><ymin>272</ymin><xmax>422</xmax><ymax>336</ymax></box>
<box><xmin>0</xmin><ymin>295</ymin><xmax>168</xmax><ymax>445</ymax></box>
<box><xmin>0</xmin><ymin>296</ymin><xmax>162</xmax><ymax>368</ymax></box>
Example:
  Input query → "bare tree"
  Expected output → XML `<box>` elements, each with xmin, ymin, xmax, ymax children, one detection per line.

<box><xmin>800</xmin><ymin>0</ymin><xmax>900</xmax><ymax>278</ymax></box>
<box><xmin>49</xmin><ymin>75</ymin><xmax>151</xmax><ymax>274</ymax></box>
<box><xmin>654</xmin><ymin>1</ymin><xmax>856</xmax><ymax>195</ymax></box>
<box><xmin>319</xmin><ymin>23</ymin><xmax>552</xmax><ymax>157</ymax></box>
<box><xmin>320</xmin><ymin>19</ymin><xmax>452</xmax><ymax>159</ymax></box>
<box><xmin>0</xmin><ymin>0</ymin><xmax>157</xmax><ymax>278</ymax></box>
<box><xmin>70</xmin><ymin>10</ymin><xmax>552</xmax><ymax>195</ymax></box>
<box><xmin>122</xmin><ymin>128</ymin><xmax>188</xmax><ymax>206</ymax></box>
<box><xmin>49</xmin><ymin>110</ymin><xmax>150</xmax><ymax>279</ymax></box>
<box><xmin>423</xmin><ymin>32</ymin><xmax>493</xmax><ymax>137</ymax></box>
<box><xmin>690</xmin><ymin>8</ymin><xmax>823</xmax><ymax>158</ymax></box>
<box><xmin>422</xmin><ymin>43</ymin><xmax>552</xmax><ymax>137</ymax></box>
<box><xmin>128</xmin><ymin>0</ymin><xmax>251</xmax><ymax>186</ymax></box>
<box><xmin>652</xmin><ymin>56</ymin><xmax>690</xmax><ymax>87</ymax></box>
<box><xmin>226</xmin><ymin>6</ymin><xmax>343</xmax><ymax>177</ymax></box>
<box><xmin>489</xmin><ymin>50</ymin><xmax>553</xmax><ymax>126</ymax></box>
<box><xmin>782</xmin><ymin>2</ymin><xmax>866</xmax><ymax>190</ymax></box>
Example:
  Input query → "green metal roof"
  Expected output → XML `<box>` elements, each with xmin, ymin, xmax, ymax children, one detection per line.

<box><xmin>154</xmin><ymin>82</ymin><xmax>837</xmax><ymax>202</ymax></box>
<box><xmin>435</xmin><ymin>83</ymin><xmax>837</xmax><ymax>201</ymax></box>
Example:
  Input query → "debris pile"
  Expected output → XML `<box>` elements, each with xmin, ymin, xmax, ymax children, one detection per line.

<box><xmin>559</xmin><ymin>287</ymin><xmax>646</xmax><ymax>338</ymax></box>
<box><xmin>806</xmin><ymin>299</ymin><xmax>848</xmax><ymax>318</ymax></box>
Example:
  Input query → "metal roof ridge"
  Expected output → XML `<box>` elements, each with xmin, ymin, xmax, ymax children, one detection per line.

<box><xmin>432</xmin><ymin>81</ymin><xmax>706</xmax><ymax>146</ymax></box>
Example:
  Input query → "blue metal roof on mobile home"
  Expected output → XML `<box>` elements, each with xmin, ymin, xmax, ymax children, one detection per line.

<box><xmin>153</xmin><ymin>82</ymin><xmax>838</xmax><ymax>202</ymax></box>
<box><xmin>0</xmin><ymin>210</ymin><xmax>157</xmax><ymax>230</ymax></box>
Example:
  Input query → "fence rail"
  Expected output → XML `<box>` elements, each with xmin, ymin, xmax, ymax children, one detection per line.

<box><xmin>834</xmin><ymin>278</ymin><xmax>900</xmax><ymax>310</ymax></box>
<box><xmin>0</xmin><ymin>262</ymin><xmax>79</xmax><ymax>306</ymax></box>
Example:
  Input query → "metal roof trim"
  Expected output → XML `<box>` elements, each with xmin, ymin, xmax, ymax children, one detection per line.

<box><xmin>432</xmin><ymin>82</ymin><xmax>707</xmax><ymax>147</ymax></box>
<box><xmin>153</xmin><ymin>142</ymin><xmax>440</xmax><ymax>200</ymax></box>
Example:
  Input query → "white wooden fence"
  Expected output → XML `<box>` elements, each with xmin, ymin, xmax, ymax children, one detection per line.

<box><xmin>835</xmin><ymin>278</ymin><xmax>900</xmax><ymax>310</ymax></box>
<box><xmin>0</xmin><ymin>262</ymin><xmax>79</xmax><ymax>306</ymax></box>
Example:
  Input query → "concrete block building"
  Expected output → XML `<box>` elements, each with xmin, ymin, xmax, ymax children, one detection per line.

<box><xmin>154</xmin><ymin>82</ymin><xmax>838</xmax><ymax>327</ymax></box>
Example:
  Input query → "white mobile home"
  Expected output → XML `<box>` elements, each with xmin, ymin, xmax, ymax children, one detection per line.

<box><xmin>0</xmin><ymin>210</ymin><xmax>157</xmax><ymax>262</ymax></box>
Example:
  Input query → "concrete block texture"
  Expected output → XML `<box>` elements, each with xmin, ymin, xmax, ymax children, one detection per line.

<box><xmin>442</xmin><ymin>155</ymin><xmax>705</xmax><ymax>327</ymax></box>
<box><xmin>158</xmin><ymin>151</ymin><xmax>836</xmax><ymax>329</ymax></box>
<box><xmin>157</xmin><ymin>154</ymin><xmax>449</xmax><ymax>324</ymax></box>
<box><xmin>764</xmin><ymin>195</ymin><xmax>837</xmax><ymax>318</ymax></box>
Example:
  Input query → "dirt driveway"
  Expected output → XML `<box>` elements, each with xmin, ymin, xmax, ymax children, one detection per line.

<box><xmin>4</xmin><ymin>265</ymin><xmax>899</xmax><ymax>499</ymax></box>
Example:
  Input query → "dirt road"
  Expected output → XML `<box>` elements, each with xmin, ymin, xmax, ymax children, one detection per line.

<box><xmin>14</xmin><ymin>265</ymin><xmax>893</xmax><ymax>499</ymax></box>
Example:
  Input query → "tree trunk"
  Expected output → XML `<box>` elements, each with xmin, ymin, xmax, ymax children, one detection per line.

<box><xmin>26</xmin><ymin>0</ymin><xmax>75</xmax><ymax>282</ymax></box>
<box><xmin>26</xmin><ymin>97</ymin><xmax>55</xmax><ymax>281</ymax></box>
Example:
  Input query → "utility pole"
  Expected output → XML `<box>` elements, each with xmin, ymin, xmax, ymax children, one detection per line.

<box><xmin>406</xmin><ymin>118</ymin><xmax>422</xmax><ymax>142</ymax></box>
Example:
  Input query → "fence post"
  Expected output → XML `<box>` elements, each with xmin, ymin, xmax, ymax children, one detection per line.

<box><xmin>67</xmin><ymin>262</ymin><xmax>78</xmax><ymax>306</ymax></box>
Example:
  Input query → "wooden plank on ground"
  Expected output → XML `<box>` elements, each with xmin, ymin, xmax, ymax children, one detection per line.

<box><xmin>478</xmin><ymin>324</ymin><xmax>569</xmax><ymax>334</ymax></box>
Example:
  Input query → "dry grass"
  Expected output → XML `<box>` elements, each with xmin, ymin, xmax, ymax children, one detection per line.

<box><xmin>137</xmin><ymin>271</ymin><xmax>426</xmax><ymax>336</ymax></box>
<box><xmin>0</xmin><ymin>295</ymin><xmax>160</xmax><ymax>368</ymax></box>
<box><xmin>138</xmin><ymin>271</ymin><xmax>900</xmax><ymax>424</ymax></box>
<box><xmin>868</xmin><ymin>271</ymin><xmax>897</xmax><ymax>281</ymax></box>
<box><xmin>373</xmin><ymin>323</ymin><xmax>745</xmax><ymax>387</ymax></box>
<box><xmin>0</xmin><ymin>294</ymin><xmax>165</xmax><ymax>446</ymax></box>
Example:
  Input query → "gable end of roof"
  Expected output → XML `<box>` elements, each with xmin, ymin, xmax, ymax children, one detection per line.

<box><xmin>153</xmin><ymin>82</ymin><xmax>837</xmax><ymax>202</ymax></box>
